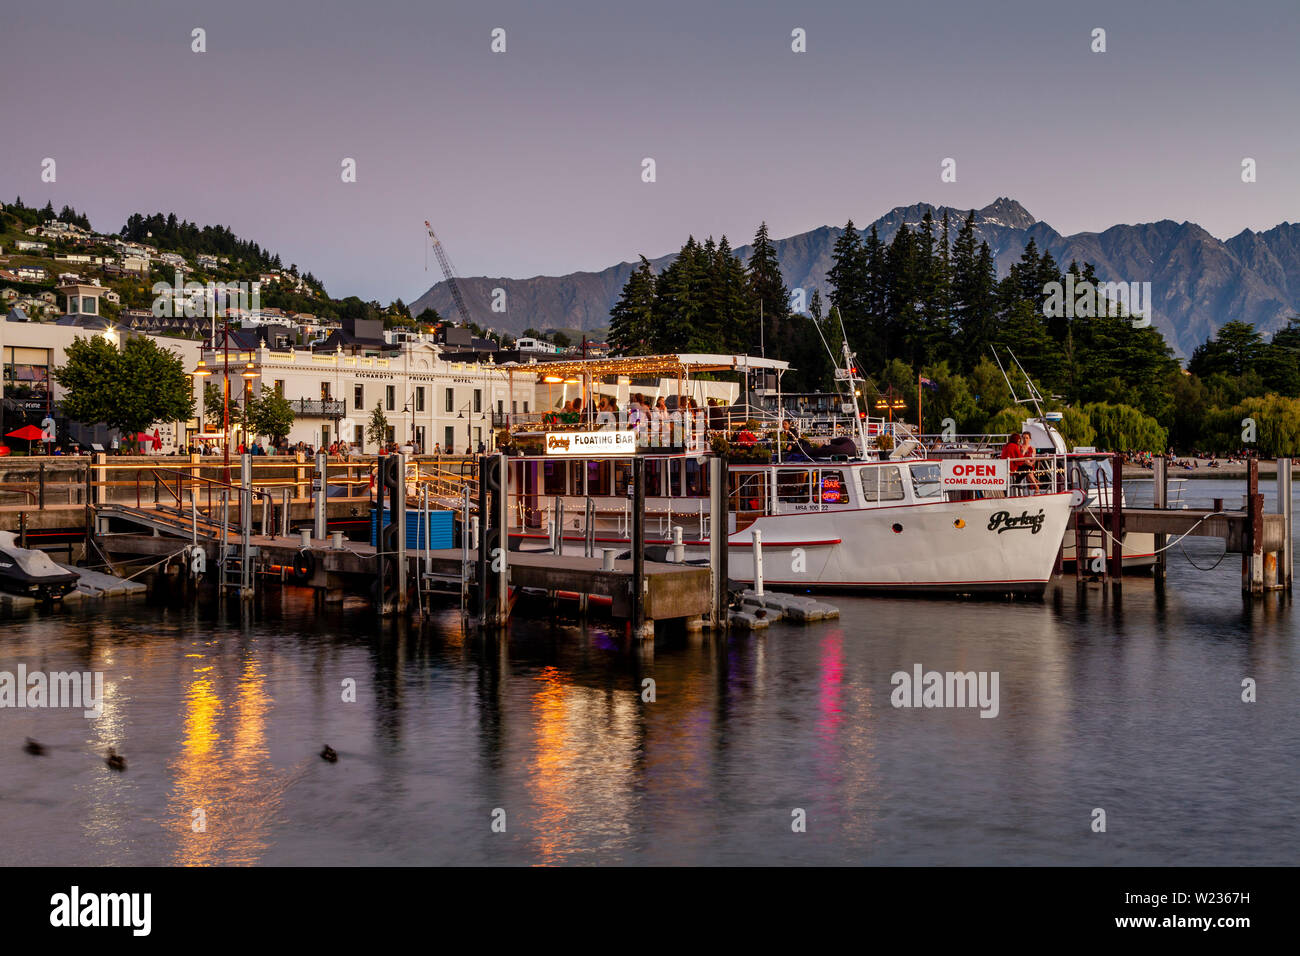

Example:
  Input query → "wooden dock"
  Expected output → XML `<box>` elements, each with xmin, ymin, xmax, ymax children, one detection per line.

<box><xmin>1065</xmin><ymin>457</ymin><xmax>1293</xmax><ymax>593</ymax></box>
<box><xmin>98</xmin><ymin>532</ymin><xmax>713</xmax><ymax>634</ymax></box>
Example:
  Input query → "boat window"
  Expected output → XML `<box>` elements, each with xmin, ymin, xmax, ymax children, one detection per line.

<box><xmin>818</xmin><ymin>470</ymin><xmax>847</xmax><ymax>505</ymax></box>
<box><xmin>777</xmin><ymin>469</ymin><xmax>812</xmax><ymax>503</ymax></box>
<box><xmin>543</xmin><ymin>461</ymin><xmax>567</xmax><ymax>496</ymax></box>
<box><xmin>729</xmin><ymin>471</ymin><xmax>768</xmax><ymax>514</ymax></box>
<box><xmin>860</xmin><ymin>465</ymin><xmax>905</xmax><ymax>503</ymax></box>
<box><xmin>645</xmin><ymin>459</ymin><xmax>662</xmax><ymax>497</ymax></box>
<box><xmin>614</xmin><ymin>461</ymin><xmax>633</xmax><ymax>497</ymax></box>
<box><xmin>685</xmin><ymin>457</ymin><xmax>704</xmax><ymax>496</ymax></box>
<box><xmin>570</xmin><ymin>461</ymin><xmax>585</xmax><ymax>496</ymax></box>
<box><xmin>668</xmin><ymin>458</ymin><xmax>682</xmax><ymax>497</ymax></box>
<box><xmin>586</xmin><ymin>460</ymin><xmax>610</xmax><ymax>497</ymax></box>
<box><xmin>909</xmin><ymin>462</ymin><xmax>943</xmax><ymax>499</ymax></box>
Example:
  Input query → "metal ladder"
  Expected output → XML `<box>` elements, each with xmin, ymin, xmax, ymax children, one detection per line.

<box><xmin>219</xmin><ymin>542</ymin><xmax>245</xmax><ymax>591</ymax></box>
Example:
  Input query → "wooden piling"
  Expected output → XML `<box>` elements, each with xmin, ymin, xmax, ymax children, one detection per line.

<box><xmin>1153</xmin><ymin>456</ymin><xmax>1167</xmax><ymax>587</ymax></box>
<box><xmin>1279</xmin><ymin>458</ymin><xmax>1293</xmax><ymax>591</ymax></box>
<box><xmin>1244</xmin><ymin>458</ymin><xmax>1264</xmax><ymax>594</ymax></box>
<box><xmin>709</xmin><ymin>456</ymin><xmax>729</xmax><ymax>627</ymax></box>
<box><xmin>630</xmin><ymin>456</ymin><xmax>647</xmax><ymax>640</ymax></box>
<box><xmin>1109</xmin><ymin>454</ymin><xmax>1123</xmax><ymax>589</ymax></box>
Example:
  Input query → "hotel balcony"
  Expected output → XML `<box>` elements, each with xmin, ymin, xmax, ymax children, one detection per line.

<box><xmin>291</xmin><ymin>398</ymin><xmax>346</xmax><ymax>417</ymax></box>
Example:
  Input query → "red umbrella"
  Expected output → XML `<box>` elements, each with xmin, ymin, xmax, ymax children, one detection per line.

<box><xmin>6</xmin><ymin>425</ymin><xmax>45</xmax><ymax>454</ymax></box>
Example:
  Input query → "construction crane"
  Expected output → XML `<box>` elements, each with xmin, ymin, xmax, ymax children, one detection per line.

<box><xmin>424</xmin><ymin>220</ymin><xmax>472</xmax><ymax>327</ymax></box>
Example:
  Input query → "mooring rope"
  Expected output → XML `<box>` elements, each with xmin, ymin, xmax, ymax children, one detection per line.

<box><xmin>1080</xmin><ymin>504</ymin><xmax>1230</xmax><ymax>568</ymax></box>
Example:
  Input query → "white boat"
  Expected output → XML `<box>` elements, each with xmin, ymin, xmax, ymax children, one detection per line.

<box><xmin>502</xmin><ymin>452</ymin><xmax>1073</xmax><ymax>597</ymax></box>
<box><xmin>491</xmin><ymin>349</ymin><xmax>1073</xmax><ymax>597</ymax></box>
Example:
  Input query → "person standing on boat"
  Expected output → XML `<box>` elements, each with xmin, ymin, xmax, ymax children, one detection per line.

<box><xmin>1001</xmin><ymin>433</ymin><xmax>1028</xmax><ymax>495</ymax></box>
<box><xmin>1009</xmin><ymin>431</ymin><xmax>1037</xmax><ymax>492</ymax></box>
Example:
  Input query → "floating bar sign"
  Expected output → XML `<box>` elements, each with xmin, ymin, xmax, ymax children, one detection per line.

<box><xmin>545</xmin><ymin>431</ymin><xmax>636</xmax><ymax>455</ymax></box>
<box><xmin>941</xmin><ymin>459</ymin><xmax>1008</xmax><ymax>490</ymax></box>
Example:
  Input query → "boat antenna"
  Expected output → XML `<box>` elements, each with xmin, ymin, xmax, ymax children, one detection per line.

<box><xmin>991</xmin><ymin>345</ymin><xmax>1048</xmax><ymax>423</ymax></box>
<box><xmin>827</xmin><ymin>310</ymin><xmax>870</xmax><ymax>458</ymax></box>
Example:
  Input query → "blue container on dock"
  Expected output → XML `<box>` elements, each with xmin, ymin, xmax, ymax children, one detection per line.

<box><xmin>370</xmin><ymin>508</ymin><xmax>455</xmax><ymax>550</ymax></box>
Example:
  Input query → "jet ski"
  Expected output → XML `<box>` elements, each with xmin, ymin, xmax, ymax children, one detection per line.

<box><xmin>0</xmin><ymin>531</ymin><xmax>80</xmax><ymax>600</ymax></box>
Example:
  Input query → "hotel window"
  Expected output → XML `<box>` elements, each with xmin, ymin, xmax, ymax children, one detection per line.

<box><xmin>321</xmin><ymin>382</ymin><xmax>331</xmax><ymax>400</ymax></box>
<box><xmin>415</xmin><ymin>386</ymin><xmax>426</xmax><ymax>412</ymax></box>
<box><xmin>353</xmin><ymin>384</ymin><xmax>364</xmax><ymax>410</ymax></box>
<box><xmin>2</xmin><ymin>346</ymin><xmax>51</xmax><ymax>394</ymax></box>
<box><xmin>445</xmin><ymin>388</ymin><xmax>454</xmax><ymax>412</ymax></box>
<box><xmin>444</xmin><ymin>426</ymin><xmax>455</xmax><ymax>451</ymax></box>
<box><xmin>386</xmin><ymin>385</ymin><xmax>395</xmax><ymax>411</ymax></box>
<box><xmin>523</xmin><ymin>401</ymin><xmax>529</xmax><ymax>414</ymax></box>
<box><xmin>497</xmin><ymin>399</ymin><xmax>503</xmax><ymax>416</ymax></box>
<box><xmin>274</xmin><ymin>379</ymin><xmax>285</xmax><ymax>395</ymax></box>
<box><xmin>473</xmin><ymin>389</ymin><xmax>482</xmax><ymax>413</ymax></box>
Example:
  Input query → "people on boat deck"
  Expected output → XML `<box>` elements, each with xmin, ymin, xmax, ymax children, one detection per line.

<box><xmin>1001</xmin><ymin>431</ymin><xmax>1036</xmax><ymax>492</ymax></box>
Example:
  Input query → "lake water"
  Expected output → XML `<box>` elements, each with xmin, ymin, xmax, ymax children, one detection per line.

<box><xmin>1</xmin><ymin>478</ymin><xmax>1295</xmax><ymax>865</ymax></box>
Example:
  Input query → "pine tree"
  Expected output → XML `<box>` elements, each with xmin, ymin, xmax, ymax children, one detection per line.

<box><xmin>747</xmin><ymin>222</ymin><xmax>789</xmax><ymax>356</ymax></box>
<box><xmin>862</xmin><ymin>224</ymin><xmax>887</xmax><ymax>370</ymax></box>
<box><xmin>711</xmin><ymin>236</ymin><xmax>753</xmax><ymax>354</ymax></box>
<box><xmin>608</xmin><ymin>256</ymin><xmax>657</xmax><ymax>355</ymax></box>
<box><xmin>884</xmin><ymin>224</ymin><xmax>921</xmax><ymax>366</ymax></box>
<box><xmin>827</xmin><ymin>221</ymin><xmax>865</xmax><ymax>319</ymax></box>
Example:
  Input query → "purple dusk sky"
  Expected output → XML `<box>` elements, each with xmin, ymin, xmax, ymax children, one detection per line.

<box><xmin>5</xmin><ymin>0</ymin><xmax>1298</xmax><ymax>304</ymax></box>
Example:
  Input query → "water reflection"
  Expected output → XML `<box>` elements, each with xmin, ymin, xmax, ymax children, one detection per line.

<box><xmin>0</xmin><ymin>477</ymin><xmax>1296</xmax><ymax>865</ymax></box>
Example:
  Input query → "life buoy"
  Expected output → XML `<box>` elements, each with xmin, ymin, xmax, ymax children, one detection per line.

<box><xmin>292</xmin><ymin>548</ymin><xmax>315</xmax><ymax>582</ymax></box>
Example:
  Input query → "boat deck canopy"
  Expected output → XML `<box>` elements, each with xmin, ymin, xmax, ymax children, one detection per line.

<box><xmin>504</xmin><ymin>353</ymin><xmax>790</xmax><ymax>380</ymax></box>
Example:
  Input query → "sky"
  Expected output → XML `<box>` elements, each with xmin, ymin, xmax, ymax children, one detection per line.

<box><xmin>4</xmin><ymin>0</ymin><xmax>1298</xmax><ymax>305</ymax></box>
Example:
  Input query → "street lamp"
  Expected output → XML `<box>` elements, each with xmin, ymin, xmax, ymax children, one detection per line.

<box><xmin>240</xmin><ymin>362</ymin><xmax>259</xmax><ymax>450</ymax></box>
<box><xmin>455</xmin><ymin>402</ymin><xmax>475</xmax><ymax>455</ymax></box>
<box><xmin>874</xmin><ymin>386</ymin><xmax>906</xmax><ymax>425</ymax></box>
<box><xmin>190</xmin><ymin>360</ymin><xmax>212</xmax><ymax>455</ymax></box>
<box><xmin>402</xmin><ymin>399</ymin><xmax>418</xmax><ymax>453</ymax></box>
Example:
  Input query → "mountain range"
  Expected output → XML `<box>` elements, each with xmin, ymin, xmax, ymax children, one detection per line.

<box><xmin>409</xmin><ymin>198</ymin><xmax>1300</xmax><ymax>358</ymax></box>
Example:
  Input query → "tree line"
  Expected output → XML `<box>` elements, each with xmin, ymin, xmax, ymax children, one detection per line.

<box><xmin>608</xmin><ymin>211</ymin><xmax>1300</xmax><ymax>454</ymax></box>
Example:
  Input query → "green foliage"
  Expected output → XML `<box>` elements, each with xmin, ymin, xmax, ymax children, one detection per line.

<box><xmin>202</xmin><ymin>380</ymin><xmax>237</xmax><ymax>429</ymax></box>
<box><xmin>366</xmin><ymin>402</ymin><xmax>389</xmax><ymax>447</ymax></box>
<box><xmin>52</xmin><ymin>334</ymin><xmax>195</xmax><ymax>440</ymax></box>
<box><xmin>119</xmin><ymin>211</ymin><xmax>278</xmax><ymax>271</ymax></box>
<box><xmin>1201</xmin><ymin>395</ymin><xmax>1300</xmax><ymax>456</ymax></box>
<box><xmin>985</xmin><ymin>407</ymin><xmax>1025</xmax><ymax>437</ymax></box>
<box><xmin>246</xmin><ymin>387</ymin><xmax>295</xmax><ymax>444</ymax></box>
<box><xmin>1081</xmin><ymin>402</ymin><xmax>1167</xmax><ymax>453</ymax></box>
<box><xmin>1058</xmin><ymin>406</ymin><xmax>1097</xmax><ymax>448</ymax></box>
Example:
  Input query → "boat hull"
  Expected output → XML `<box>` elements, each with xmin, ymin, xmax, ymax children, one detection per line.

<box><xmin>704</xmin><ymin>493</ymin><xmax>1075</xmax><ymax>597</ymax></box>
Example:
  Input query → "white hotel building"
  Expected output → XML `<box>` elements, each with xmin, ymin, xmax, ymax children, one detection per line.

<box><xmin>201</xmin><ymin>320</ymin><xmax>515</xmax><ymax>453</ymax></box>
